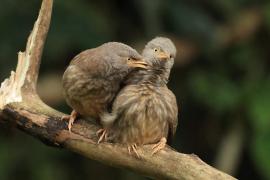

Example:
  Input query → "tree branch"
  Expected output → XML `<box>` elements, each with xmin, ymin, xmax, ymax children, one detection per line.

<box><xmin>0</xmin><ymin>0</ymin><xmax>237</xmax><ymax>179</ymax></box>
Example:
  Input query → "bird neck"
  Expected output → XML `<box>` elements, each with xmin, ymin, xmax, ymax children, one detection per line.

<box><xmin>124</xmin><ymin>66</ymin><xmax>169</xmax><ymax>86</ymax></box>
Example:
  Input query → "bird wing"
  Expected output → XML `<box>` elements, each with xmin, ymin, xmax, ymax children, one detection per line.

<box><xmin>111</xmin><ymin>85</ymin><xmax>139</xmax><ymax>115</ymax></box>
<box><xmin>162</xmin><ymin>87</ymin><xmax>178</xmax><ymax>145</ymax></box>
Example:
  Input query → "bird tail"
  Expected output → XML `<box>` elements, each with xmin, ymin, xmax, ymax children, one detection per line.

<box><xmin>100</xmin><ymin>112</ymin><xmax>117</xmax><ymax>128</ymax></box>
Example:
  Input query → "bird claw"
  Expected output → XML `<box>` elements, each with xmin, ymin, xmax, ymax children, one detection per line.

<box><xmin>151</xmin><ymin>137</ymin><xmax>167</xmax><ymax>155</ymax></box>
<box><xmin>127</xmin><ymin>144</ymin><xmax>140</xmax><ymax>158</ymax></box>
<box><xmin>96</xmin><ymin>128</ymin><xmax>108</xmax><ymax>144</ymax></box>
<box><xmin>61</xmin><ymin>110</ymin><xmax>78</xmax><ymax>132</ymax></box>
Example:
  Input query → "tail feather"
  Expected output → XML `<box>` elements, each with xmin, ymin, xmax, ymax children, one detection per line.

<box><xmin>100</xmin><ymin>112</ymin><xmax>117</xmax><ymax>128</ymax></box>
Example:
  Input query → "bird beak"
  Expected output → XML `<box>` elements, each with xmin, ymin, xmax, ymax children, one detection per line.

<box><xmin>157</xmin><ymin>52</ymin><xmax>170</xmax><ymax>60</ymax></box>
<box><xmin>128</xmin><ymin>59</ymin><xmax>148</xmax><ymax>69</ymax></box>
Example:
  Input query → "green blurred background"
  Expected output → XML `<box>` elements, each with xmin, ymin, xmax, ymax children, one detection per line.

<box><xmin>1</xmin><ymin>0</ymin><xmax>270</xmax><ymax>179</ymax></box>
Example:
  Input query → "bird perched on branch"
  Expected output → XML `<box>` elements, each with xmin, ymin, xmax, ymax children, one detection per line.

<box><xmin>101</xmin><ymin>37</ymin><xmax>178</xmax><ymax>157</ymax></box>
<box><xmin>62</xmin><ymin>42</ymin><xmax>147</xmax><ymax>131</ymax></box>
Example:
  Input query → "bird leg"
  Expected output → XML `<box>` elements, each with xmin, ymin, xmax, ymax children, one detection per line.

<box><xmin>127</xmin><ymin>144</ymin><xmax>140</xmax><ymax>158</ymax></box>
<box><xmin>96</xmin><ymin>128</ymin><xmax>108</xmax><ymax>144</ymax></box>
<box><xmin>61</xmin><ymin>110</ymin><xmax>79</xmax><ymax>132</ymax></box>
<box><xmin>151</xmin><ymin>137</ymin><xmax>167</xmax><ymax>155</ymax></box>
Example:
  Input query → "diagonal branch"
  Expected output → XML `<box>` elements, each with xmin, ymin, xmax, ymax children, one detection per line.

<box><xmin>0</xmin><ymin>0</ymin><xmax>236</xmax><ymax>179</ymax></box>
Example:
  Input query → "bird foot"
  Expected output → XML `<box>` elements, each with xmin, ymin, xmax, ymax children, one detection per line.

<box><xmin>61</xmin><ymin>110</ymin><xmax>78</xmax><ymax>132</ymax></box>
<box><xmin>151</xmin><ymin>137</ymin><xmax>167</xmax><ymax>155</ymax></box>
<box><xmin>128</xmin><ymin>144</ymin><xmax>140</xmax><ymax>158</ymax></box>
<box><xmin>96</xmin><ymin>128</ymin><xmax>108</xmax><ymax>144</ymax></box>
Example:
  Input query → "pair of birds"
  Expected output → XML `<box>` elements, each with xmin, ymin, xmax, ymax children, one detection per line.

<box><xmin>62</xmin><ymin>37</ymin><xmax>178</xmax><ymax>157</ymax></box>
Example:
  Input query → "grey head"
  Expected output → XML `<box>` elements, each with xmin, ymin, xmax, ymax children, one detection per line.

<box><xmin>142</xmin><ymin>37</ymin><xmax>176</xmax><ymax>80</ymax></box>
<box><xmin>99</xmin><ymin>42</ymin><xmax>147</xmax><ymax>76</ymax></box>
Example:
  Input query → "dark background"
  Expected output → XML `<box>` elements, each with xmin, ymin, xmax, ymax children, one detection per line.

<box><xmin>1</xmin><ymin>0</ymin><xmax>270</xmax><ymax>179</ymax></box>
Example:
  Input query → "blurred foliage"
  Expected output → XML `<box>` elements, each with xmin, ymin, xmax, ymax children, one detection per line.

<box><xmin>1</xmin><ymin>0</ymin><xmax>270</xmax><ymax>179</ymax></box>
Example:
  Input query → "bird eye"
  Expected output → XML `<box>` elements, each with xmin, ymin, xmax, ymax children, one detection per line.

<box><xmin>127</xmin><ymin>57</ymin><xmax>131</xmax><ymax>61</ymax></box>
<box><xmin>154</xmin><ymin>48</ymin><xmax>158</xmax><ymax>52</ymax></box>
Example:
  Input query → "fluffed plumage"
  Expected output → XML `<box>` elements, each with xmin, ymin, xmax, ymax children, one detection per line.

<box><xmin>62</xmin><ymin>42</ymin><xmax>147</xmax><ymax>131</ymax></box>
<box><xmin>101</xmin><ymin>37</ymin><xmax>178</xmax><ymax>156</ymax></box>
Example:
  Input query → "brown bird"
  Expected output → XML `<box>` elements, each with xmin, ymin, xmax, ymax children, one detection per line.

<box><xmin>62</xmin><ymin>42</ymin><xmax>147</xmax><ymax>131</ymax></box>
<box><xmin>101</xmin><ymin>37</ymin><xmax>178</xmax><ymax>157</ymax></box>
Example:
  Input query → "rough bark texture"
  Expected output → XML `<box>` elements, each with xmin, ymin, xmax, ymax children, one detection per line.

<box><xmin>0</xmin><ymin>0</ymin><xmax>237</xmax><ymax>179</ymax></box>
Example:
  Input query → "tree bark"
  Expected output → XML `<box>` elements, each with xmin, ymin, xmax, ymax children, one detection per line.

<box><xmin>0</xmin><ymin>0</ymin><xmax>237</xmax><ymax>179</ymax></box>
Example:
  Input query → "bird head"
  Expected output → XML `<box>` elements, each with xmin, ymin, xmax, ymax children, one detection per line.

<box><xmin>104</xmin><ymin>42</ymin><xmax>148</xmax><ymax>71</ymax></box>
<box><xmin>99</xmin><ymin>42</ymin><xmax>148</xmax><ymax>81</ymax></box>
<box><xmin>142</xmin><ymin>37</ymin><xmax>176</xmax><ymax>78</ymax></box>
